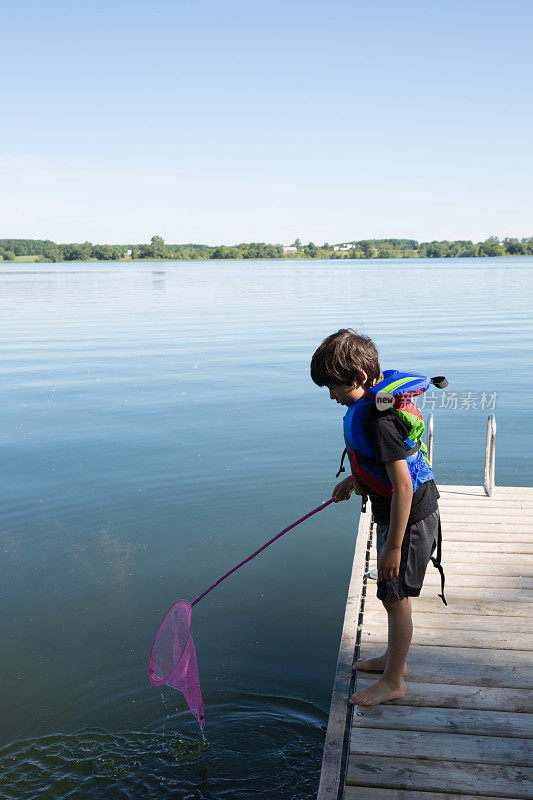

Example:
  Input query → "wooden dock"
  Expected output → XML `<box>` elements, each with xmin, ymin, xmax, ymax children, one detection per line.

<box><xmin>317</xmin><ymin>484</ymin><xmax>533</xmax><ymax>800</ymax></box>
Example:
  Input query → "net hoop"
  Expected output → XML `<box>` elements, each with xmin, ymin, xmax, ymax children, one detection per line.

<box><xmin>148</xmin><ymin>598</ymin><xmax>193</xmax><ymax>687</ymax></box>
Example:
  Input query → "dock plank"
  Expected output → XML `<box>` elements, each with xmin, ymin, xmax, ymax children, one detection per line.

<box><xmin>363</xmin><ymin>596</ymin><xmax>531</xmax><ymax>616</ymax></box>
<box><xmin>442</xmin><ymin>531</ymin><xmax>533</xmax><ymax>542</ymax></box>
<box><xmin>354</xmin><ymin>679</ymin><xmax>533</xmax><ymax>712</ymax></box>
<box><xmin>349</xmin><ymin>728</ymin><xmax>532</xmax><ymax>765</ymax></box>
<box><xmin>350</xmin><ymin>704</ymin><xmax>533</xmax><ymax>737</ymax></box>
<box><xmin>345</xmin><ymin>789</ymin><xmax>523</xmax><ymax>800</ymax></box>
<box><xmin>411</xmin><ymin>541</ymin><xmax>533</xmax><ymax>553</ymax></box>
<box><xmin>368</xmin><ymin>551</ymin><xmax>533</xmax><ymax>568</ymax></box>
<box><xmin>361</xmin><ymin>621</ymin><xmax>533</xmax><ymax>650</ymax></box>
<box><xmin>358</xmin><ymin>642</ymin><xmax>531</xmax><ymax>668</ymax></box>
<box><xmin>438</xmin><ymin>485</ymin><xmax>533</xmax><ymax>496</ymax></box>
<box><xmin>368</xmin><ymin>571</ymin><xmax>533</xmax><ymax>589</ymax></box>
<box><xmin>368</xmin><ymin>559</ymin><xmax>533</xmax><ymax>577</ymax></box>
<box><xmin>369</xmin><ymin>544</ymin><xmax>533</xmax><ymax>557</ymax></box>
<box><xmin>346</xmin><ymin>755</ymin><xmax>532</xmax><ymax>799</ymax></box>
<box><xmin>438</xmin><ymin>509</ymin><xmax>533</xmax><ymax>517</ymax></box>
<box><xmin>362</xmin><ymin>608</ymin><xmax>530</xmax><ymax>633</ymax></box>
<box><xmin>389</xmin><ymin>573</ymin><xmax>532</xmax><ymax>588</ymax></box>
<box><xmin>358</xmin><ymin>645</ymin><xmax>533</xmax><ymax>688</ymax></box>
<box><xmin>433</xmin><ymin>522</ymin><xmax>533</xmax><ymax>532</ymax></box>
<box><xmin>418</xmin><ymin>586</ymin><xmax>532</xmax><ymax>602</ymax></box>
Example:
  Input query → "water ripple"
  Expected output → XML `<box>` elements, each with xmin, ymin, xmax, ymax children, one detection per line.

<box><xmin>0</xmin><ymin>697</ymin><xmax>325</xmax><ymax>800</ymax></box>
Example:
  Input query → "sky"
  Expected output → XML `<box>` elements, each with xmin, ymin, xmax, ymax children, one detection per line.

<box><xmin>1</xmin><ymin>0</ymin><xmax>532</xmax><ymax>245</ymax></box>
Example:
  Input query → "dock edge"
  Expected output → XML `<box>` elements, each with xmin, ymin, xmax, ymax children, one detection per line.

<box><xmin>317</xmin><ymin>506</ymin><xmax>373</xmax><ymax>800</ymax></box>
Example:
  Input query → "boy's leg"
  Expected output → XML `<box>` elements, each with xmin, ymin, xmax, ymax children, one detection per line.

<box><xmin>350</xmin><ymin>595</ymin><xmax>412</xmax><ymax>706</ymax></box>
<box><xmin>354</xmin><ymin>520</ymin><xmax>407</xmax><ymax>675</ymax></box>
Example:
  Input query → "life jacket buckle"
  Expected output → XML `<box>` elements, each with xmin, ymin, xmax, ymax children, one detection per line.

<box><xmin>336</xmin><ymin>448</ymin><xmax>348</xmax><ymax>479</ymax></box>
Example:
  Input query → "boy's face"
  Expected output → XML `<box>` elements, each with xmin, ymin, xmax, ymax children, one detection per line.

<box><xmin>327</xmin><ymin>381</ymin><xmax>366</xmax><ymax>407</ymax></box>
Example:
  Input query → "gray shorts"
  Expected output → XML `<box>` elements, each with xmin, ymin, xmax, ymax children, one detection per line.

<box><xmin>375</xmin><ymin>509</ymin><xmax>439</xmax><ymax>602</ymax></box>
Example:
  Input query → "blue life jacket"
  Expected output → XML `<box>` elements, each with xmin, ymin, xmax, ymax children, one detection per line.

<box><xmin>341</xmin><ymin>370</ymin><xmax>437</xmax><ymax>499</ymax></box>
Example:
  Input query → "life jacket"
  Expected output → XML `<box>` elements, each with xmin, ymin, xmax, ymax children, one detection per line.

<box><xmin>336</xmin><ymin>369</ymin><xmax>448</xmax><ymax>605</ymax></box>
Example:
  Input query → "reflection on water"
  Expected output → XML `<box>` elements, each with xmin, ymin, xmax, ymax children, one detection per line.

<box><xmin>71</xmin><ymin>527</ymin><xmax>147</xmax><ymax>585</ymax></box>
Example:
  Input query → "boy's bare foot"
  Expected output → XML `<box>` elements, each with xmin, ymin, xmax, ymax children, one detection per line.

<box><xmin>353</xmin><ymin>654</ymin><xmax>406</xmax><ymax>675</ymax></box>
<box><xmin>350</xmin><ymin>676</ymin><xmax>406</xmax><ymax>707</ymax></box>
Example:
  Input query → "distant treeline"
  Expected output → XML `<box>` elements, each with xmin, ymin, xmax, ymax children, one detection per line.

<box><xmin>1</xmin><ymin>235</ymin><xmax>532</xmax><ymax>262</ymax></box>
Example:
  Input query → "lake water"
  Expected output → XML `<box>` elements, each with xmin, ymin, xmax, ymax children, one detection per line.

<box><xmin>1</xmin><ymin>257</ymin><xmax>531</xmax><ymax>799</ymax></box>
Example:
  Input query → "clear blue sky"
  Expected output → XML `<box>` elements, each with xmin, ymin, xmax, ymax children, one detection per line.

<box><xmin>1</xmin><ymin>0</ymin><xmax>532</xmax><ymax>245</ymax></box>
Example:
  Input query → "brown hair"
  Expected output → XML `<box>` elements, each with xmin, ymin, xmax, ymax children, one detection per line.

<box><xmin>310</xmin><ymin>329</ymin><xmax>382</xmax><ymax>389</ymax></box>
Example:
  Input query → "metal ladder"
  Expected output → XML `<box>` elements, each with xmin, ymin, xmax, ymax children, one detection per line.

<box><xmin>426</xmin><ymin>412</ymin><xmax>496</xmax><ymax>496</ymax></box>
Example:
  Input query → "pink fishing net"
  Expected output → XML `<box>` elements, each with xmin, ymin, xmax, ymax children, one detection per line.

<box><xmin>148</xmin><ymin>599</ymin><xmax>205</xmax><ymax>728</ymax></box>
<box><xmin>149</xmin><ymin>496</ymin><xmax>338</xmax><ymax>728</ymax></box>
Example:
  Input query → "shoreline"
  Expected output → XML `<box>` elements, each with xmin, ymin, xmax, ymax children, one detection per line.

<box><xmin>3</xmin><ymin>254</ymin><xmax>533</xmax><ymax>265</ymax></box>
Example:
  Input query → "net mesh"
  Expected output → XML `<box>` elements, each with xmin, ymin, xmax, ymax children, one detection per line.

<box><xmin>148</xmin><ymin>599</ymin><xmax>205</xmax><ymax>728</ymax></box>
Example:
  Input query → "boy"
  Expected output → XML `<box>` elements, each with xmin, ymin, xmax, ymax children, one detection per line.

<box><xmin>311</xmin><ymin>329</ymin><xmax>442</xmax><ymax>707</ymax></box>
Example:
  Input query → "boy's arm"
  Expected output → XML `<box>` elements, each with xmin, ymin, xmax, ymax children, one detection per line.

<box><xmin>378</xmin><ymin>459</ymin><xmax>413</xmax><ymax>580</ymax></box>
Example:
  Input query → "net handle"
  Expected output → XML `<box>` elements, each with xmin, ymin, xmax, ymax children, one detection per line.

<box><xmin>191</xmin><ymin>494</ymin><xmax>344</xmax><ymax>607</ymax></box>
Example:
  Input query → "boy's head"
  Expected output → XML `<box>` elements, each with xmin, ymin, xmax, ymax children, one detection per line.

<box><xmin>310</xmin><ymin>328</ymin><xmax>382</xmax><ymax>406</ymax></box>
